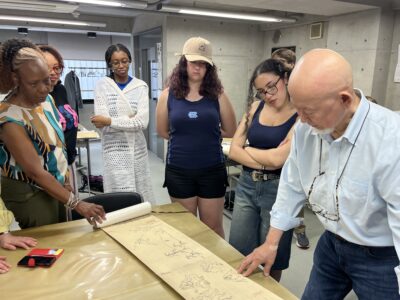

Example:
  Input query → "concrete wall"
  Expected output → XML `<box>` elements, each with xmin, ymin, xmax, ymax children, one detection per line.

<box><xmin>165</xmin><ymin>16</ymin><xmax>265</xmax><ymax>119</ymax></box>
<box><xmin>132</xmin><ymin>13</ymin><xmax>165</xmax><ymax>35</ymax></box>
<box><xmin>385</xmin><ymin>10</ymin><xmax>400</xmax><ymax>110</ymax></box>
<box><xmin>262</xmin><ymin>8</ymin><xmax>399</xmax><ymax>110</ymax></box>
<box><xmin>0</xmin><ymin>30</ymin><xmax>130</xmax><ymax>61</ymax></box>
<box><xmin>263</xmin><ymin>22</ymin><xmax>328</xmax><ymax>59</ymax></box>
<box><xmin>48</xmin><ymin>32</ymin><xmax>130</xmax><ymax>60</ymax></box>
<box><xmin>371</xmin><ymin>8</ymin><xmax>394</xmax><ymax>104</ymax></box>
<box><xmin>326</xmin><ymin>9</ymin><xmax>381</xmax><ymax>96</ymax></box>
<box><xmin>0</xmin><ymin>29</ymin><xmax>48</xmax><ymax>44</ymax></box>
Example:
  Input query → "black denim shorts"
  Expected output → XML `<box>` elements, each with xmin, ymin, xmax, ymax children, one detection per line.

<box><xmin>163</xmin><ymin>163</ymin><xmax>228</xmax><ymax>199</ymax></box>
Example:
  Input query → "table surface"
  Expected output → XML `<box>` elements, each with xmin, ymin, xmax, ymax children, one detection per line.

<box><xmin>0</xmin><ymin>203</ymin><xmax>297</xmax><ymax>300</ymax></box>
<box><xmin>77</xmin><ymin>130</ymin><xmax>100</xmax><ymax>140</ymax></box>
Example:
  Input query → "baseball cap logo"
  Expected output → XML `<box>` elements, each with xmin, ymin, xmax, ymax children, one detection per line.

<box><xmin>199</xmin><ymin>44</ymin><xmax>206</xmax><ymax>52</ymax></box>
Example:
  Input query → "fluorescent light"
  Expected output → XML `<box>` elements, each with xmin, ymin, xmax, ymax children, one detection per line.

<box><xmin>0</xmin><ymin>1</ymin><xmax>78</xmax><ymax>13</ymax></box>
<box><xmin>58</xmin><ymin>0</ymin><xmax>126</xmax><ymax>7</ymax></box>
<box><xmin>0</xmin><ymin>25</ymin><xmax>131</xmax><ymax>36</ymax></box>
<box><xmin>0</xmin><ymin>15</ymin><xmax>106</xmax><ymax>27</ymax></box>
<box><xmin>160</xmin><ymin>5</ymin><xmax>296</xmax><ymax>23</ymax></box>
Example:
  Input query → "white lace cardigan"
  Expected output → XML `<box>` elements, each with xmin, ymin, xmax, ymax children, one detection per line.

<box><xmin>94</xmin><ymin>77</ymin><xmax>155</xmax><ymax>204</ymax></box>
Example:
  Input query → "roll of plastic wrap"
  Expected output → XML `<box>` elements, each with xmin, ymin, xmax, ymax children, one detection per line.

<box><xmin>96</xmin><ymin>202</ymin><xmax>152</xmax><ymax>228</ymax></box>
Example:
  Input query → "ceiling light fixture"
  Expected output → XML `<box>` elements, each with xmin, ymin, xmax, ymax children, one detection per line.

<box><xmin>159</xmin><ymin>5</ymin><xmax>296</xmax><ymax>23</ymax></box>
<box><xmin>17</xmin><ymin>27</ymin><xmax>28</xmax><ymax>36</ymax></box>
<box><xmin>0</xmin><ymin>0</ymin><xmax>78</xmax><ymax>13</ymax></box>
<box><xmin>58</xmin><ymin>0</ymin><xmax>126</xmax><ymax>7</ymax></box>
<box><xmin>0</xmin><ymin>24</ymin><xmax>131</xmax><ymax>36</ymax></box>
<box><xmin>87</xmin><ymin>31</ymin><xmax>97</xmax><ymax>38</ymax></box>
<box><xmin>0</xmin><ymin>15</ymin><xmax>106</xmax><ymax>27</ymax></box>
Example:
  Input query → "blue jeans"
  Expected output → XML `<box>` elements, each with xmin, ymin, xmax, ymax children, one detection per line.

<box><xmin>229</xmin><ymin>170</ymin><xmax>293</xmax><ymax>270</ymax></box>
<box><xmin>302</xmin><ymin>231</ymin><xmax>400</xmax><ymax>300</ymax></box>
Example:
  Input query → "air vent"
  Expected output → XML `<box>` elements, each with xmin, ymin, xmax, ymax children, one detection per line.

<box><xmin>310</xmin><ymin>22</ymin><xmax>323</xmax><ymax>40</ymax></box>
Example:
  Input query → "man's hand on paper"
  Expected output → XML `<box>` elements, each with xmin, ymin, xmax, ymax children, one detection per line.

<box><xmin>237</xmin><ymin>242</ymin><xmax>278</xmax><ymax>277</ymax></box>
<box><xmin>75</xmin><ymin>201</ymin><xmax>106</xmax><ymax>225</ymax></box>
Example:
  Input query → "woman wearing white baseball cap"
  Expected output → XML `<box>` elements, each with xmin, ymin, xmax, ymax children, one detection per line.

<box><xmin>156</xmin><ymin>36</ymin><xmax>237</xmax><ymax>237</ymax></box>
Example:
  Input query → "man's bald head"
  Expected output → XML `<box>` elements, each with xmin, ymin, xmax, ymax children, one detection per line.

<box><xmin>288</xmin><ymin>49</ymin><xmax>353</xmax><ymax>103</ymax></box>
<box><xmin>288</xmin><ymin>49</ymin><xmax>359</xmax><ymax>136</ymax></box>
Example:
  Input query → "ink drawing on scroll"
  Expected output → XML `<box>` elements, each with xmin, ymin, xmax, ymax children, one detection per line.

<box><xmin>103</xmin><ymin>215</ymin><xmax>283</xmax><ymax>300</ymax></box>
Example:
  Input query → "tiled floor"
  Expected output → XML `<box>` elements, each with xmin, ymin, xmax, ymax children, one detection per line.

<box><xmin>77</xmin><ymin>103</ymin><xmax>357</xmax><ymax>299</ymax></box>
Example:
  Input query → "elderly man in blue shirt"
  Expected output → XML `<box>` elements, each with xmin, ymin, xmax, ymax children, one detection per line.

<box><xmin>238</xmin><ymin>48</ymin><xmax>400</xmax><ymax>299</ymax></box>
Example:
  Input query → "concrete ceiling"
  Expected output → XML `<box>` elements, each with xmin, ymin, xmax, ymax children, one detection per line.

<box><xmin>0</xmin><ymin>0</ymin><xmax>397</xmax><ymax>34</ymax></box>
<box><xmin>172</xmin><ymin>0</ymin><xmax>378</xmax><ymax>16</ymax></box>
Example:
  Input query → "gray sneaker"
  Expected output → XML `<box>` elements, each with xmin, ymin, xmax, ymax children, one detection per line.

<box><xmin>294</xmin><ymin>231</ymin><xmax>310</xmax><ymax>249</ymax></box>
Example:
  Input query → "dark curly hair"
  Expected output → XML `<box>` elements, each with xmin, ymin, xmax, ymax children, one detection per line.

<box><xmin>244</xmin><ymin>59</ymin><xmax>289</xmax><ymax>131</ymax></box>
<box><xmin>38</xmin><ymin>44</ymin><xmax>64</xmax><ymax>70</ymax></box>
<box><xmin>104</xmin><ymin>43</ymin><xmax>131</xmax><ymax>79</ymax></box>
<box><xmin>0</xmin><ymin>38</ymin><xmax>43</xmax><ymax>94</ymax></box>
<box><xmin>168</xmin><ymin>56</ymin><xmax>223</xmax><ymax>100</ymax></box>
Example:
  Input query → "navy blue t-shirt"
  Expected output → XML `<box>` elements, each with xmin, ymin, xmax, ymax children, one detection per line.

<box><xmin>246</xmin><ymin>101</ymin><xmax>297</xmax><ymax>173</ymax></box>
<box><xmin>167</xmin><ymin>91</ymin><xmax>224</xmax><ymax>169</ymax></box>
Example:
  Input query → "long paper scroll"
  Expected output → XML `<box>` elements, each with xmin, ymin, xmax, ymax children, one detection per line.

<box><xmin>103</xmin><ymin>215</ymin><xmax>283</xmax><ymax>300</ymax></box>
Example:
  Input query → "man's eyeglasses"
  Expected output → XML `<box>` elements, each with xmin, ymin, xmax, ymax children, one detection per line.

<box><xmin>49</xmin><ymin>65</ymin><xmax>63</xmax><ymax>74</ymax></box>
<box><xmin>255</xmin><ymin>77</ymin><xmax>281</xmax><ymax>99</ymax></box>
<box><xmin>305</xmin><ymin>170</ymin><xmax>340</xmax><ymax>222</ymax></box>
<box><xmin>305</xmin><ymin>102</ymin><xmax>370</xmax><ymax>222</ymax></box>
<box><xmin>111</xmin><ymin>59</ymin><xmax>130</xmax><ymax>68</ymax></box>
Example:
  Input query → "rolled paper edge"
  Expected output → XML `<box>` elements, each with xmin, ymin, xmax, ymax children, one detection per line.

<box><xmin>95</xmin><ymin>202</ymin><xmax>152</xmax><ymax>228</ymax></box>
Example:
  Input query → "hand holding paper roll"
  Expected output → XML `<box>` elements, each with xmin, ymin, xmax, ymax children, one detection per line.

<box><xmin>74</xmin><ymin>201</ymin><xmax>107</xmax><ymax>225</ymax></box>
<box><xmin>93</xmin><ymin>202</ymin><xmax>152</xmax><ymax>228</ymax></box>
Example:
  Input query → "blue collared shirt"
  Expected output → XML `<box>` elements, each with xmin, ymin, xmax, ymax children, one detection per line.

<box><xmin>271</xmin><ymin>90</ymin><xmax>400</xmax><ymax>280</ymax></box>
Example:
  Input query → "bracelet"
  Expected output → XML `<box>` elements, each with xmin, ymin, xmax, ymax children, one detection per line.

<box><xmin>64</xmin><ymin>192</ymin><xmax>80</xmax><ymax>210</ymax></box>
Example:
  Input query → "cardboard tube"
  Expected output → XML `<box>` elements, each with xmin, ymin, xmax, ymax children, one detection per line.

<box><xmin>96</xmin><ymin>202</ymin><xmax>152</xmax><ymax>228</ymax></box>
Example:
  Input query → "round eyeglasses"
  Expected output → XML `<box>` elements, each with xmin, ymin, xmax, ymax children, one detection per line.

<box><xmin>254</xmin><ymin>77</ymin><xmax>281</xmax><ymax>99</ymax></box>
<box><xmin>111</xmin><ymin>59</ymin><xmax>130</xmax><ymax>68</ymax></box>
<box><xmin>49</xmin><ymin>65</ymin><xmax>63</xmax><ymax>74</ymax></box>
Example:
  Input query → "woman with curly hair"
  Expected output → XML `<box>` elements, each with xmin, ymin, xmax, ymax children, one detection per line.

<box><xmin>0</xmin><ymin>39</ymin><xmax>105</xmax><ymax>228</ymax></box>
<box><xmin>228</xmin><ymin>59</ymin><xmax>297</xmax><ymax>281</ymax></box>
<box><xmin>156</xmin><ymin>37</ymin><xmax>237</xmax><ymax>237</ymax></box>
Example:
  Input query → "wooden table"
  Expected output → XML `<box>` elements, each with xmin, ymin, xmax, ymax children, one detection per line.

<box><xmin>0</xmin><ymin>203</ymin><xmax>297</xmax><ymax>300</ymax></box>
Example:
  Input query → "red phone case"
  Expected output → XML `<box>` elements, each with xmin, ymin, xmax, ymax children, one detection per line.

<box><xmin>17</xmin><ymin>248</ymin><xmax>64</xmax><ymax>268</ymax></box>
<box><xmin>28</xmin><ymin>248</ymin><xmax>64</xmax><ymax>258</ymax></box>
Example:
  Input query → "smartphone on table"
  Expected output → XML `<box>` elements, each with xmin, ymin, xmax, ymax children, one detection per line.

<box><xmin>17</xmin><ymin>255</ymin><xmax>56</xmax><ymax>268</ymax></box>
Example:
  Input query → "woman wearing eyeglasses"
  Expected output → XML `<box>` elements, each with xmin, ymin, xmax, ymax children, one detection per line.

<box><xmin>39</xmin><ymin>45</ymin><xmax>79</xmax><ymax>196</ymax></box>
<box><xmin>228</xmin><ymin>59</ymin><xmax>297</xmax><ymax>282</ymax></box>
<box><xmin>91</xmin><ymin>44</ymin><xmax>154</xmax><ymax>203</ymax></box>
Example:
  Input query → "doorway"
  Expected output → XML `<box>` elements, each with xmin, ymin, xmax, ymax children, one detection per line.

<box><xmin>134</xmin><ymin>27</ymin><xmax>164</xmax><ymax>160</ymax></box>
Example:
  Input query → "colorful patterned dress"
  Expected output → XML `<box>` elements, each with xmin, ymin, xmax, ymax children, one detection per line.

<box><xmin>0</xmin><ymin>95</ymin><xmax>68</xmax><ymax>228</ymax></box>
